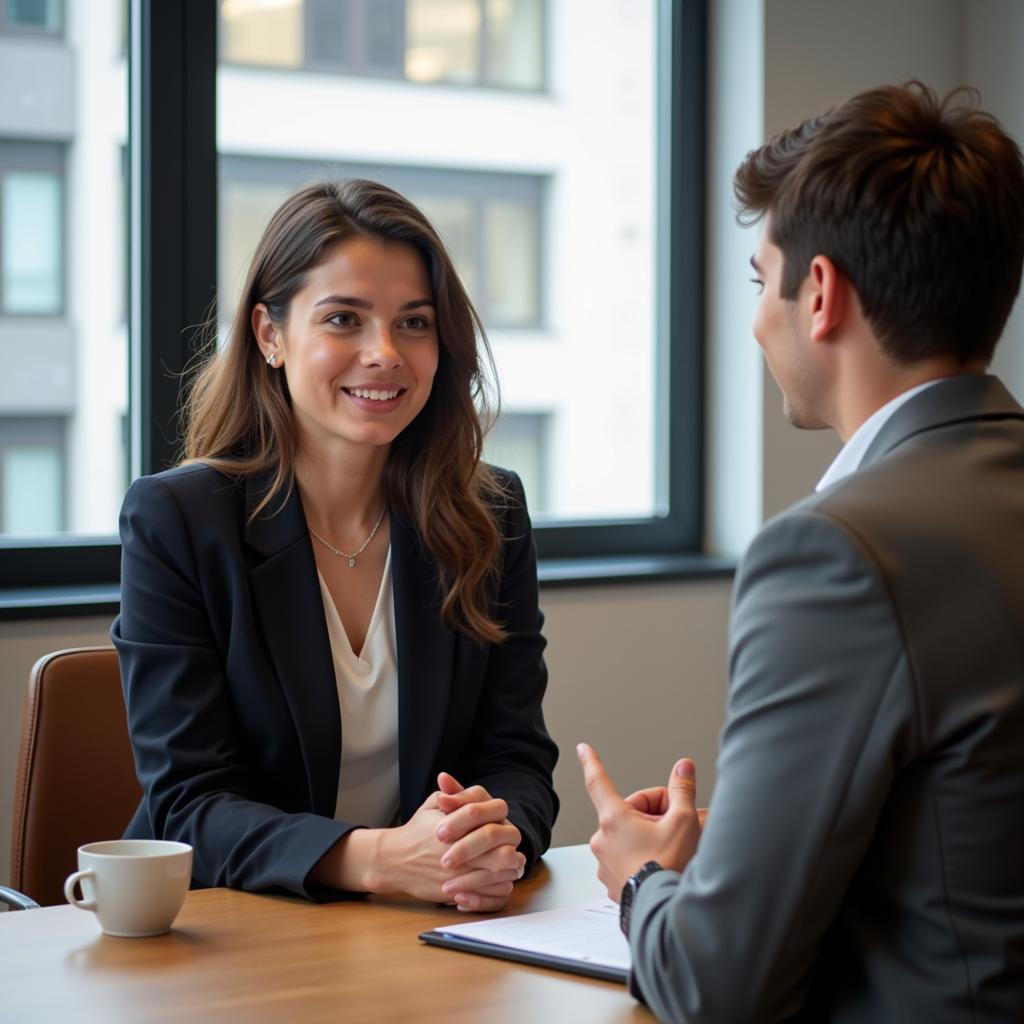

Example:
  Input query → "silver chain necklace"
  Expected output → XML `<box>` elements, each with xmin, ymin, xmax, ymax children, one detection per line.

<box><xmin>308</xmin><ymin>505</ymin><xmax>387</xmax><ymax>568</ymax></box>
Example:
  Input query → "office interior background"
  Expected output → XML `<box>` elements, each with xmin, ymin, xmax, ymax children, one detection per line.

<box><xmin>1</xmin><ymin>0</ymin><xmax>1022</xmax><ymax>891</ymax></box>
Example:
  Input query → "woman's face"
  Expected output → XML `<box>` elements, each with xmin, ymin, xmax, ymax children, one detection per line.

<box><xmin>256</xmin><ymin>235</ymin><xmax>439</xmax><ymax>461</ymax></box>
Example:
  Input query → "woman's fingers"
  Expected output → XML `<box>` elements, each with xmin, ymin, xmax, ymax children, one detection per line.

<box><xmin>441</xmin><ymin>821</ymin><xmax>521</xmax><ymax>868</ymax></box>
<box><xmin>435</xmin><ymin>785</ymin><xmax>495</xmax><ymax>816</ymax></box>
<box><xmin>436</xmin><ymin>772</ymin><xmax>464</xmax><ymax>796</ymax></box>
<box><xmin>451</xmin><ymin>883</ymin><xmax>515</xmax><ymax>912</ymax></box>
<box><xmin>461</xmin><ymin>846</ymin><xmax>527</xmax><ymax>875</ymax></box>
<box><xmin>442</xmin><ymin>865</ymin><xmax>521</xmax><ymax>897</ymax></box>
<box><xmin>435</xmin><ymin>797</ymin><xmax>510</xmax><ymax>843</ymax></box>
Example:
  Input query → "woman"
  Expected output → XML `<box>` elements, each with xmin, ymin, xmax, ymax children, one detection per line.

<box><xmin>112</xmin><ymin>179</ymin><xmax>558</xmax><ymax>910</ymax></box>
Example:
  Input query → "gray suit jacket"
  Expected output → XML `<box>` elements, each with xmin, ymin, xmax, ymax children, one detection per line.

<box><xmin>631</xmin><ymin>375</ymin><xmax>1024</xmax><ymax>1022</ymax></box>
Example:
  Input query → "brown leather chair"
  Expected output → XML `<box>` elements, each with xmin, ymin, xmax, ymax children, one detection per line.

<box><xmin>2</xmin><ymin>647</ymin><xmax>142</xmax><ymax>909</ymax></box>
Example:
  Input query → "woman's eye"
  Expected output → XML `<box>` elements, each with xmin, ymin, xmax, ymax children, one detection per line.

<box><xmin>749</xmin><ymin>277</ymin><xmax>764</xmax><ymax>294</ymax></box>
<box><xmin>327</xmin><ymin>311</ymin><xmax>358</xmax><ymax>327</ymax></box>
<box><xmin>402</xmin><ymin>315</ymin><xmax>431</xmax><ymax>330</ymax></box>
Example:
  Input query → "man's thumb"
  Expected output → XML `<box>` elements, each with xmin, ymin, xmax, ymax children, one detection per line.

<box><xmin>668</xmin><ymin>758</ymin><xmax>697</xmax><ymax>812</ymax></box>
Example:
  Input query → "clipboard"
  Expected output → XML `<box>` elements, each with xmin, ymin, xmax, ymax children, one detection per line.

<box><xmin>418</xmin><ymin>901</ymin><xmax>630</xmax><ymax>984</ymax></box>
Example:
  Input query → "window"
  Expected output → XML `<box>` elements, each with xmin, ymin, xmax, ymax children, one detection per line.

<box><xmin>220</xmin><ymin>0</ymin><xmax>545</xmax><ymax>90</ymax></box>
<box><xmin>1</xmin><ymin>0</ymin><xmax>62</xmax><ymax>34</ymax></box>
<box><xmin>0</xmin><ymin>143</ymin><xmax>63</xmax><ymax>315</ymax></box>
<box><xmin>0</xmin><ymin>0</ymin><xmax>128</xmax><ymax>557</ymax></box>
<box><xmin>307</xmin><ymin>0</ymin><xmax>405</xmax><ymax>77</ymax></box>
<box><xmin>220</xmin><ymin>156</ymin><xmax>543</xmax><ymax>332</ymax></box>
<box><xmin>216</xmin><ymin>0</ymin><xmax>703</xmax><ymax>537</ymax></box>
<box><xmin>1</xmin><ymin>0</ymin><xmax>705</xmax><ymax>608</ymax></box>
<box><xmin>0</xmin><ymin>417</ymin><xmax>65</xmax><ymax>534</ymax></box>
<box><xmin>483</xmin><ymin>411</ymin><xmax>549</xmax><ymax>513</ymax></box>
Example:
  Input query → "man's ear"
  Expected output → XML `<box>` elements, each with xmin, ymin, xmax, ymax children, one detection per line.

<box><xmin>808</xmin><ymin>255</ymin><xmax>846</xmax><ymax>342</ymax></box>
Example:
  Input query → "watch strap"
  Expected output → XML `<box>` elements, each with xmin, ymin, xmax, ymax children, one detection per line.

<box><xmin>619</xmin><ymin>860</ymin><xmax>663</xmax><ymax>937</ymax></box>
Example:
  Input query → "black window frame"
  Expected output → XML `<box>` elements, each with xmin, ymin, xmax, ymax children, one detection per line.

<box><xmin>0</xmin><ymin>0</ymin><xmax>708</xmax><ymax>613</ymax></box>
<box><xmin>533</xmin><ymin>0</ymin><xmax>706</xmax><ymax>560</ymax></box>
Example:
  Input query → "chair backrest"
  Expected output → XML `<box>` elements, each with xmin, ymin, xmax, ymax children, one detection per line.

<box><xmin>10</xmin><ymin>647</ymin><xmax>142</xmax><ymax>907</ymax></box>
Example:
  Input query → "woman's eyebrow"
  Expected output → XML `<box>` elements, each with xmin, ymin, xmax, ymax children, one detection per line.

<box><xmin>312</xmin><ymin>295</ymin><xmax>434</xmax><ymax>310</ymax></box>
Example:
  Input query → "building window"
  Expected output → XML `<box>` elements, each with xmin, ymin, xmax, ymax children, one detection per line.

<box><xmin>483</xmin><ymin>411</ymin><xmax>549</xmax><ymax>514</ymax></box>
<box><xmin>219</xmin><ymin>156</ymin><xmax>543</xmax><ymax>331</ymax></box>
<box><xmin>0</xmin><ymin>0</ymin><xmax>62</xmax><ymax>34</ymax></box>
<box><xmin>0</xmin><ymin>143</ymin><xmax>64</xmax><ymax>316</ymax></box>
<box><xmin>0</xmin><ymin>416</ymin><xmax>65</xmax><ymax>535</ymax></box>
<box><xmin>220</xmin><ymin>0</ymin><xmax>545</xmax><ymax>90</ymax></box>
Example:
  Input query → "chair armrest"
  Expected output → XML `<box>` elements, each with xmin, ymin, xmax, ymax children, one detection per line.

<box><xmin>0</xmin><ymin>885</ymin><xmax>40</xmax><ymax>910</ymax></box>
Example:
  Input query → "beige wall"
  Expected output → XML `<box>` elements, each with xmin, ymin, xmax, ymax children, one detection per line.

<box><xmin>0</xmin><ymin>585</ymin><xmax>733</xmax><ymax>890</ymax></box>
<box><xmin>710</xmin><ymin>0</ymin><xmax>1024</xmax><ymax>536</ymax></box>
<box><xmin>542</xmin><ymin>582</ymin><xmax>733</xmax><ymax>846</ymax></box>
<box><xmin>760</xmin><ymin>0</ymin><xmax>974</xmax><ymax>519</ymax></box>
<box><xmin>967</xmin><ymin>0</ymin><xmax>1024</xmax><ymax>395</ymax></box>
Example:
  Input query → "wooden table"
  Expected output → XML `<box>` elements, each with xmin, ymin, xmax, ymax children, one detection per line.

<box><xmin>1</xmin><ymin>845</ymin><xmax>653</xmax><ymax>1023</ymax></box>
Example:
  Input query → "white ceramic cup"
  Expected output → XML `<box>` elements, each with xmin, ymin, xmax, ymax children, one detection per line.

<box><xmin>63</xmin><ymin>839</ymin><xmax>193</xmax><ymax>937</ymax></box>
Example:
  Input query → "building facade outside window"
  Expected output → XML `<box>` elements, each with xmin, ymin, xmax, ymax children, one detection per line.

<box><xmin>0</xmin><ymin>0</ymin><xmax>704</xmax><ymax>589</ymax></box>
<box><xmin>1</xmin><ymin>0</ymin><xmax>63</xmax><ymax>35</ymax></box>
<box><xmin>220</xmin><ymin>0</ymin><xmax>545</xmax><ymax>90</ymax></box>
<box><xmin>221</xmin><ymin>157</ymin><xmax>543</xmax><ymax>331</ymax></box>
<box><xmin>0</xmin><ymin>0</ymin><xmax>127</xmax><ymax>543</ymax></box>
<box><xmin>217</xmin><ymin>0</ymin><xmax>659</xmax><ymax>521</ymax></box>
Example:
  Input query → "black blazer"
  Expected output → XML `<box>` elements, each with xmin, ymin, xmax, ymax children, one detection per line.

<box><xmin>111</xmin><ymin>462</ymin><xmax>558</xmax><ymax>899</ymax></box>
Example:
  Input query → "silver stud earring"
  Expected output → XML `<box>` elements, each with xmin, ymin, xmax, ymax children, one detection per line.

<box><xmin>266</xmin><ymin>353</ymin><xmax>278</xmax><ymax>367</ymax></box>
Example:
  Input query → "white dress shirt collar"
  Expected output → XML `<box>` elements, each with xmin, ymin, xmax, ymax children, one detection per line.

<box><xmin>816</xmin><ymin>378</ymin><xmax>944</xmax><ymax>492</ymax></box>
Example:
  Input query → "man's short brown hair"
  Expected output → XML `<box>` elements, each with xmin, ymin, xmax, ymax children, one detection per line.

<box><xmin>734</xmin><ymin>82</ymin><xmax>1024</xmax><ymax>365</ymax></box>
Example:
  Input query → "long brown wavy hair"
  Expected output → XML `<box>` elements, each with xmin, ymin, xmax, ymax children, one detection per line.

<box><xmin>183</xmin><ymin>179</ymin><xmax>508</xmax><ymax>644</ymax></box>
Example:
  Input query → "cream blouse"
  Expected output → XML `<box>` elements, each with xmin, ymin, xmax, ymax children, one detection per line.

<box><xmin>316</xmin><ymin>549</ymin><xmax>400</xmax><ymax>828</ymax></box>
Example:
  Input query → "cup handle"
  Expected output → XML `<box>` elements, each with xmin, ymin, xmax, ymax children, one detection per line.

<box><xmin>64</xmin><ymin>869</ymin><xmax>97</xmax><ymax>911</ymax></box>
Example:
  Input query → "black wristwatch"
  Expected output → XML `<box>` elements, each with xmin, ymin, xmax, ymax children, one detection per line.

<box><xmin>619</xmin><ymin>860</ymin><xmax>663</xmax><ymax>937</ymax></box>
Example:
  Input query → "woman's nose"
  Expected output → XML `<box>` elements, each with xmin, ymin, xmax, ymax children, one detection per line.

<box><xmin>361</xmin><ymin>322</ymin><xmax>402</xmax><ymax>367</ymax></box>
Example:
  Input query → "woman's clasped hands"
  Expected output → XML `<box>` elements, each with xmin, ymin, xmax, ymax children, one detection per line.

<box><xmin>342</xmin><ymin>772</ymin><xmax>525</xmax><ymax>911</ymax></box>
<box><xmin>433</xmin><ymin>772</ymin><xmax>526</xmax><ymax>911</ymax></box>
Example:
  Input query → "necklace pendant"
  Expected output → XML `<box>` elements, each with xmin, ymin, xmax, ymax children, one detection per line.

<box><xmin>348</xmin><ymin>556</ymin><xmax>356</xmax><ymax>568</ymax></box>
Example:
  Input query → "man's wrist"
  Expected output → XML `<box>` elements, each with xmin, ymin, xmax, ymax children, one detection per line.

<box><xmin>619</xmin><ymin>860</ymin><xmax>664</xmax><ymax>937</ymax></box>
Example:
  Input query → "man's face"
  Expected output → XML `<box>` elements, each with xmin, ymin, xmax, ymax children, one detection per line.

<box><xmin>750</xmin><ymin>225</ymin><xmax>829</xmax><ymax>430</ymax></box>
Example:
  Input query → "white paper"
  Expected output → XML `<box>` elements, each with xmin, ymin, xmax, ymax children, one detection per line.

<box><xmin>432</xmin><ymin>900</ymin><xmax>631</xmax><ymax>972</ymax></box>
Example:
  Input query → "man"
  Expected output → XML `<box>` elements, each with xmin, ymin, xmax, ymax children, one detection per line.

<box><xmin>579</xmin><ymin>82</ymin><xmax>1024</xmax><ymax>1022</ymax></box>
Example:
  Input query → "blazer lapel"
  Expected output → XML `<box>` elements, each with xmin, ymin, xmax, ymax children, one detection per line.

<box><xmin>390</xmin><ymin>509</ymin><xmax>455</xmax><ymax>820</ymax></box>
<box><xmin>244</xmin><ymin>476</ymin><xmax>340</xmax><ymax>817</ymax></box>
<box><xmin>859</xmin><ymin>374</ymin><xmax>1024</xmax><ymax>472</ymax></box>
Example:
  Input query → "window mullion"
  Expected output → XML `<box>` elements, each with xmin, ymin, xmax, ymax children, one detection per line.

<box><xmin>129</xmin><ymin>0</ymin><xmax>217</xmax><ymax>479</ymax></box>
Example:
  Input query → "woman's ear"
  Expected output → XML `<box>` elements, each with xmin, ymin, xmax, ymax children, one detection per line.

<box><xmin>252</xmin><ymin>303</ymin><xmax>284</xmax><ymax>367</ymax></box>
